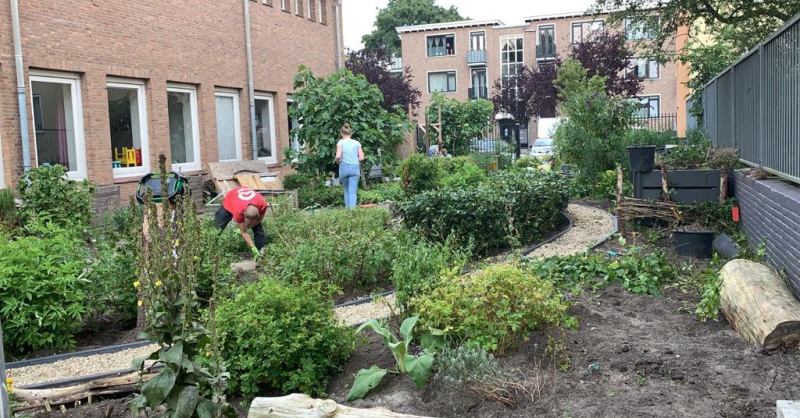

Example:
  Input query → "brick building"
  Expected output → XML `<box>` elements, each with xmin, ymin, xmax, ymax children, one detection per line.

<box><xmin>397</xmin><ymin>11</ymin><xmax>690</xmax><ymax>148</ymax></box>
<box><xmin>0</xmin><ymin>0</ymin><xmax>343</xmax><ymax>209</ymax></box>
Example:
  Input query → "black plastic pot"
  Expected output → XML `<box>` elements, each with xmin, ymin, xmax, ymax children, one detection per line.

<box><xmin>673</xmin><ymin>230</ymin><xmax>714</xmax><ymax>258</ymax></box>
<box><xmin>627</xmin><ymin>145</ymin><xmax>656</xmax><ymax>172</ymax></box>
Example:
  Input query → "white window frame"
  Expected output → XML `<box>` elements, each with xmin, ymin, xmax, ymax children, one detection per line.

<box><xmin>214</xmin><ymin>89</ymin><xmax>242</xmax><ymax>162</ymax></box>
<box><xmin>536</xmin><ymin>24</ymin><xmax>556</xmax><ymax>60</ymax></box>
<box><xmin>634</xmin><ymin>94</ymin><xmax>661</xmax><ymax>118</ymax></box>
<box><xmin>255</xmin><ymin>93</ymin><xmax>278</xmax><ymax>164</ymax></box>
<box><xmin>500</xmin><ymin>35</ymin><xmax>524</xmax><ymax>87</ymax></box>
<box><xmin>294</xmin><ymin>0</ymin><xmax>300</xmax><ymax>15</ymax></box>
<box><xmin>628</xmin><ymin>57</ymin><xmax>660</xmax><ymax>79</ymax></box>
<box><xmin>30</xmin><ymin>71</ymin><xmax>87</xmax><ymax>180</ymax></box>
<box><xmin>305</xmin><ymin>0</ymin><xmax>312</xmax><ymax>18</ymax></box>
<box><xmin>571</xmin><ymin>20</ymin><xmax>605</xmax><ymax>44</ymax></box>
<box><xmin>470</xmin><ymin>68</ymin><xmax>488</xmax><ymax>99</ymax></box>
<box><xmin>625</xmin><ymin>16</ymin><xmax>657</xmax><ymax>40</ymax></box>
<box><xmin>108</xmin><ymin>78</ymin><xmax>150</xmax><ymax>178</ymax></box>
<box><xmin>317</xmin><ymin>0</ymin><xmax>323</xmax><ymax>22</ymax></box>
<box><xmin>281</xmin><ymin>0</ymin><xmax>287</xmax><ymax>10</ymax></box>
<box><xmin>166</xmin><ymin>83</ymin><xmax>201</xmax><ymax>172</ymax></box>
<box><xmin>427</xmin><ymin>70</ymin><xmax>457</xmax><ymax>93</ymax></box>
<box><xmin>469</xmin><ymin>31</ymin><xmax>486</xmax><ymax>51</ymax></box>
<box><xmin>426</xmin><ymin>33</ymin><xmax>456</xmax><ymax>57</ymax></box>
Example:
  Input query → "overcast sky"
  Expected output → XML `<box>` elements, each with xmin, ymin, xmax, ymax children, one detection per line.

<box><xmin>342</xmin><ymin>0</ymin><xmax>598</xmax><ymax>50</ymax></box>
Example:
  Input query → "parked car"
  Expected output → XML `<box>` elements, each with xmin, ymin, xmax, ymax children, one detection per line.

<box><xmin>471</xmin><ymin>138</ymin><xmax>514</xmax><ymax>154</ymax></box>
<box><xmin>530</xmin><ymin>138</ymin><xmax>555</xmax><ymax>160</ymax></box>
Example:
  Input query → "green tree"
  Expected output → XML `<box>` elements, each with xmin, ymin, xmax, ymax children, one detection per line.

<box><xmin>363</xmin><ymin>0</ymin><xmax>465</xmax><ymax>57</ymax></box>
<box><xmin>425</xmin><ymin>93</ymin><xmax>494</xmax><ymax>156</ymax></box>
<box><xmin>284</xmin><ymin>66</ymin><xmax>410</xmax><ymax>177</ymax></box>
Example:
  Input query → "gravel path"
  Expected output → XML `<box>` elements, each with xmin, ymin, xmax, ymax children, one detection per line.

<box><xmin>525</xmin><ymin>203</ymin><xmax>616</xmax><ymax>259</ymax></box>
<box><xmin>9</xmin><ymin>204</ymin><xmax>614</xmax><ymax>389</ymax></box>
<box><xmin>7</xmin><ymin>344</ymin><xmax>158</xmax><ymax>388</ymax></box>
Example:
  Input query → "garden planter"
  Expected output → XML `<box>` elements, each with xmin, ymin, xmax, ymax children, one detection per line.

<box><xmin>673</xmin><ymin>230</ymin><xmax>714</xmax><ymax>258</ymax></box>
<box><xmin>633</xmin><ymin>169</ymin><xmax>725</xmax><ymax>203</ymax></box>
<box><xmin>627</xmin><ymin>145</ymin><xmax>656</xmax><ymax>172</ymax></box>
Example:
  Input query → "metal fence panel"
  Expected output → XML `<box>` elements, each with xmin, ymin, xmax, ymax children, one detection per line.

<box><xmin>701</xmin><ymin>14</ymin><xmax>800</xmax><ymax>183</ymax></box>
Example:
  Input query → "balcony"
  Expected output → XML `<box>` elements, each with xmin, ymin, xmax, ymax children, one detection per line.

<box><xmin>468</xmin><ymin>86</ymin><xmax>488</xmax><ymax>100</ymax></box>
<box><xmin>536</xmin><ymin>43</ymin><xmax>557</xmax><ymax>60</ymax></box>
<box><xmin>467</xmin><ymin>49</ymin><xmax>487</xmax><ymax>66</ymax></box>
<box><xmin>389</xmin><ymin>57</ymin><xmax>403</xmax><ymax>73</ymax></box>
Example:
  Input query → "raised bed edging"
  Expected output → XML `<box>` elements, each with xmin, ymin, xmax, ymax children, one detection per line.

<box><xmin>520</xmin><ymin>211</ymin><xmax>573</xmax><ymax>256</ymax></box>
<box><xmin>7</xmin><ymin>340</ymin><xmax>152</xmax><ymax>370</ymax></box>
<box><xmin>589</xmin><ymin>209</ymin><xmax>619</xmax><ymax>250</ymax></box>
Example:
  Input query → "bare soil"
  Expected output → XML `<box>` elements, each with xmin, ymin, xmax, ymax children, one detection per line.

<box><xmin>327</xmin><ymin>285</ymin><xmax>800</xmax><ymax>418</ymax></box>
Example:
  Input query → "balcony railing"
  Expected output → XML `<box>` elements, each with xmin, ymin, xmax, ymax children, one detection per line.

<box><xmin>389</xmin><ymin>57</ymin><xmax>403</xmax><ymax>72</ymax></box>
<box><xmin>468</xmin><ymin>86</ymin><xmax>488</xmax><ymax>100</ymax></box>
<box><xmin>467</xmin><ymin>49</ymin><xmax>487</xmax><ymax>66</ymax></box>
<box><xmin>536</xmin><ymin>43</ymin><xmax>556</xmax><ymax>59</ymax></box>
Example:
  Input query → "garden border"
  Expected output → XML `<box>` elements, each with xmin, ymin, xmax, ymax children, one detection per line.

<box><xmin>7</xmin><ymin>340</ymin><xmax>152</xmax><ymax>370</ymax></box>
<box><xmin>589</xmin><ymin>209</ymin><xmax>619</xmax><ymax>250</ymax></box>
<box><xmin>520</xmin><ymin>211</ymin><xmax>573</xmax><ymax>257</ymax></box>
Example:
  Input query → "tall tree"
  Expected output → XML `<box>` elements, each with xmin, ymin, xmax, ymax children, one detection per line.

<box><xmin>593</xmin><ymin>0</ymin><xmax>800</xmax><ymax>59</ymax></box>
<box><xmin>569</xmin><ymin>31</ymin><xmax>642</xmax><ymax>98</ymax></box>
<box><xmin>345</xmin><ymin>47</ymin><xmax>421</xmax><ymax>116</ymax></box>
<box><xmin>362</xmin><ymin>0</ymin><xmax>465</xmax><ymax>57</ymax></box>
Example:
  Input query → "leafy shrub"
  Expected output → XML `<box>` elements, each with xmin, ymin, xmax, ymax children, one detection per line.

<box><xmin>0</xmin><ymin>221</ymin><xmax>89</xmax><ymax>354</ymax></box>
<box><xmin>18</xmin><ymin>165</ymin><xmax>95</xmax><ymax>228</ymax></box>
<box><xmin>0</xmin><ymin>188</ymin><xmax>17</xmax><ymax>227</ymax></box>
<box><xmin>411</xmin><ymin>265</ymin><xmax>576</xmax><ymax>354</ymax></box>
<box><xmin>360</xmin><ymin>181</ymin><xmax>405</xmax><ymax>204</ymax></box>
<box><xmin>426</xmin><ymin>94</ymin><xmax>494</xmax><ymax>155</ymax></box>
<box><xmin>513</xmin><ymin>156</ymin><xmax>543</xmax><ymax>170</ymax></box>
<box><xmin>216</xmin><ymin>279</ymin><xmax>355</xmax><ymax>396</ymax></box>
<box><xmin>283</xmin><ymin>172</ymin><xmax>314</xmax><ymax>190</ymax></box>
<box><xmin>624</xmin><ymin>129</ymin><xmax>677</xmax><ymax>148</ymax></box>
<box><xmin>263</xmin><ymin>208</ymin><xmax>395</xmax><ymax>292</ymax></box>
<box><xmin>391</xmin><ymin>234</ymin><xmax>469</xmax><ymax>313</ymax></box>
<box><xmin>298</xmin><ymin>185</ymin><xmax>344</xmax><ymax>209</ymax></box>
<box><xmin>439</xmin><ymin>157</ymin><xmax>487</xmax><ymax>189</ymax></box>
<box><xmin>400</xmin><ymin>171</ymin><xmax>569</xmax><ymax>255</ymax></box>
<box><xmin>401</xmin><ymin>154</ymin><xmax>441</xmax><ymax>195</ymax></box>
<box><xmin>85</xmin><ymin>239</ymin><xmax>138</xmax><ymax>325</ymax></box>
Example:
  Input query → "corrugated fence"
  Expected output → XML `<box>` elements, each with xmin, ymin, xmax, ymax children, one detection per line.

<box><xmin>701</xmin><ymin>13</ymin><xmax>800</xmax><ymax>184</ymax></box>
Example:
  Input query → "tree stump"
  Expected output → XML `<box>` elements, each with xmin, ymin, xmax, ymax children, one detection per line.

<box><xmin>719</xmin><ymin>259</ymin><xmax>800</xmax><ymax>348</ymax></box>
<box><xmin>247</xmin><ymin>394</ymin><xmax>432</xmax><ymax>418</ymax></box>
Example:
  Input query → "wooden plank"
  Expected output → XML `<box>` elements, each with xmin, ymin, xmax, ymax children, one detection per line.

<box><xmin>248</xmin><ymin>394</ymin><xmax>432</xmax><ymax>418</ymax></box>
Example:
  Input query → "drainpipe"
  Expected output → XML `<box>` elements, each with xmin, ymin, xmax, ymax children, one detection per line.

<box><xmin>10</xmin><ymin>0</ymin><xmax>31</xmax><ymax>173</ymax></box>
<box><xmin>244</xmin><ymin>0</ymin><xmax>258</xmax><ymax>160</ymax></box>
<box><xmin>334</xmin><ymin>0</ymin><xmax>343</xmax><ymax>69</ymax></box>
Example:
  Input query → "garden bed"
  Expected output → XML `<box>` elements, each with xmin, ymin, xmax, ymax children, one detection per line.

<box><xmin>326</xmin><ymin>284</ymin><xmax>800</xmax><ymax>418</ymax></box>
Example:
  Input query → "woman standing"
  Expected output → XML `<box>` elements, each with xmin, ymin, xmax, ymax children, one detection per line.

<box><xmin>335</xmin><ymin>123</ymin><xmax>365</xmax><ymax>208</ymax></box>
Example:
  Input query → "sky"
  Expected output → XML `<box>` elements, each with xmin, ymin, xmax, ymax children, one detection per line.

<box><xmin>342</xmin><ymin>0</ymin><xmax>598</xmax><ymax>51</ymax></box>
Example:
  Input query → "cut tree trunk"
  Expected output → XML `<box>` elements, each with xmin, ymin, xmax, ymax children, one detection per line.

<box><xmin>13</xmin><ymin>371</ymin><xmax>156</xmax><ymax>410</ymax></box>
<box><xmin>719</xmin><ymin>259</ymin><xmax>800</xmax><ymax>348</ymax></box>
<box><xmin>248</xmin><ymin>394</ymin><xmax>432</xmax><ymax>418</ymax></box>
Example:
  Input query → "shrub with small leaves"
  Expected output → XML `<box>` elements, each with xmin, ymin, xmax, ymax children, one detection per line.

<box><xmin>18</xmin><ymin>165</ymin><xmax>95</xmax><ymax>228</ymax></box>
<box><xmin>401</xmin><ymin>153</ymin><xmax>441</xmax><ymax>195</ymax></box>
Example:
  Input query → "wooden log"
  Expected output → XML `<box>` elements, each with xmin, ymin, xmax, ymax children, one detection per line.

<box><xmin>719</xmin><ymin>259</ymin><xmax>800</xmax><ymax>348</ymax></box>
<box><xmin>248</xmin><ymin>394</ymin><xmax>432</xmax><ymax>418</ymax></box>
<box><xmin>13</xmin><ymin>371</ymin><xmax>155</xmax><ymax>402</ymax></box>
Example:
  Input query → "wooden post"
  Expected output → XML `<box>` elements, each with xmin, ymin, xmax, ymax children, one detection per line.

<box><xmin>617</xmin><ymin>166</ymin><xmax>625</xmax><ymax>234</ymax></box>
<box><xmin>720</xmin><ymin>168</ymin><xmax>728</xmax><ymax>203</ymax></box>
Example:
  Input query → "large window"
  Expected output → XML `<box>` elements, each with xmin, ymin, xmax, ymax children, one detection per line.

<box><xmin>428</xmin><ymin>71</ymin><xmax>457</xmax><ymax>93</ymax></box>
<box><xmin>470</xmin><ymin>69</ymin><xmax>487</xmax><ymax>99</ymax></box>
<box><xmin>167</xmin><ymin>84</ymin><xmax>201</xmax><ymax>171</ymax></box>
<box><xmin>635</xmin><ymin>95</ymin><xmax>660</xmax><ymax>118</ymax></box>
<box><xmin>470</xmin><ymin>31</ymin><xmax>485</xmax><ymax>51</ymax></box>
<box><xmin>537</xmin><ymin>25</ymin><xmax>556</xmax><ymax>59</ymax></box>
<box><xmin>500</xmin><ymin>35</ymin><xmax>524</xmax><ymax>79</ymax></box>
<box><xmin>215</xmin><ymin>90</ymin><xmax>242</xmax><ymax>162</ymax></box>
<box><xmin>255</xmin><ymin>93</ymin><xmax>277</xmax><ymax>163</ymax></box>
<box><xmin>30</xmin><ymin>71</ymin><xmax>86</xmax><ymax>179</ymax></box>
<box><xmin>571</xmin><ymin>20</ymin><xmax>604</xmax><ymax>44</ymax></box>
<box><xmin>628</xmin><ymin>57</ymin><xmax>660</xmax><ymax>79</ymax></box>
<box><xmin>426</xmin><ymin>34</ymin><xmax>455</xmax><ymax>57</ymax></box>
<box><xmin>625</xmin><ymin>16</ymin><xmax>657</xmax><ymax>40</ymax></box>
<box><xmin>108</xmin><ymin>79</ymin><xmax>149</xmax><ymax>177</ymax></box>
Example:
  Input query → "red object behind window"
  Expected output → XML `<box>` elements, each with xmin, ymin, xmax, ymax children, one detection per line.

<box><xmin>732</xmin><ymin>206</ymin><xmax>740</xmax><ymax>222</ymax></box>
<box><xmin>135</xmin><ymin>149</ymin><xmax>142</xmax><ymax>166</ymax></box>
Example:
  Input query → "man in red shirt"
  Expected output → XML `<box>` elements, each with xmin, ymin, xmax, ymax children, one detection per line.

<box><xmin>215</xmin><ymin>186</ymin><xmax>268</xmax><ymax>258</ymax></box>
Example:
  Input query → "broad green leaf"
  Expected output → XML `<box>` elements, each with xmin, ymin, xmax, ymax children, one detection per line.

<box><xmin>420</xmin><ymin>332</ymin><xmax>445</xmax><ymax>353</ymax></box>
<box><xmin>131</xmin><ymin>350</ymin><xmax>159</xmax><ymax>371</ymax></box>
<box><xmin>141</xmin><ymin>368</ymin><xmax>177</xmax><ymax>408</ymax></box>
<box><xmin>160</xmin><ymin>341</ymin><xmax>184</xmax><ymax>365</ymax></box>
<box><xmin>196</xmin><ymin>399</ymin><xmax>218</xmax><ymax>418</ymax></box>
<box><xmin>356</xmin><ymin>319</ymin><xmax>397</xmax><ymax>345</ymax></box>
<box><xmin>168</xmin><ymin>385</ymin><xmax>200</xmax><ymax>418</ymax></box>
<box><xmin>387</xmin><ymin>340</ymin><xmax>407</xmax><ymax>372</ymax></box>
<box><xmin>399</xmin><ymin>316</ymin><xmax>418</xmax><ymax>351</ymax></box>
<box><xmin>346</xmin><ymin>366</ymin><xmax>388</xmax><ymax>401</ymax></box>
<box><xmin>405</xmin><ymin>352</ymin><xmax>434</xmax><ymax>389</ymax></box>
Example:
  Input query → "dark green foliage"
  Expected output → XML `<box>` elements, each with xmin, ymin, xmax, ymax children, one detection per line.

<box><xmin>282</xmin><ymin>173</ymin><xmax>314</xmax><ymax>190</ymax></box>
<box><xmin>362</xmin><ymin>0</ymin><xmax>465</xmax><ymax>57</ymax></box>
<box><xmin>425</xmin><ymin>94</ymin><xmax>495</xmax><ymax>155</ymax></box>
<box><xmin>215</xmin><ymin>279</ymin><xmax>355</xmax><ymax>396</ymax></box>
<box><xmin>438</xmin><ymin>157</ymin><xmax>487</xmax><ymax>189</ymax></box>
<box><xmin>399</xmin><ymin>170</ymin><xmax>570</xmax><ymax>255</ymax></box>
<box><xmin>18</xmin><ymin>165</ymin><xmax>95</xmax><ymax>228</ymax></box>
<box><xmin>360</xmin><ymin>182</ymin><xmax>405</xmax><ymax>204</ymax></box>
<box><xmin>0</xmin><ymin>188</ymin><xmax>17</xmax><ymax>227</ymax></box>
<box><xmin>262</xmin><ymin>208</ymin><xmax>395</xmax><ymax>292</ymax></box>
<box><xmin>86</xmin><ymin>239</ymin><xmax>138</xmax><ymax>326</ymax></box>
<box><xmin>401</xmin><ymin>154</ymin><xmax>441</xmax><ymax>195</ymax></box>
<box><xmin>0</xmin><ymin>221</ymin><xmax>90</xmax><ymax>355</ymax></box>
<box><xmin>298</xmin><ymin>185</ymin><xmax>345</xmax><ymax>209</ymax></box>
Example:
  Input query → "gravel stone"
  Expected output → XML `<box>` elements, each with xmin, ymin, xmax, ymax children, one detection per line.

<box><xmin>335</xmin><ymin>294</ymin><xmax>397</xmax><ymax>326</ymax></box>
<box><xmin>526</xmin><ymin>203</ymin><xmax>616</xmax><ymax>259</ymax></box>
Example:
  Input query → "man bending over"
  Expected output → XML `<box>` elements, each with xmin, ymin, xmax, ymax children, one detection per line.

<box><xmin>215</xmin><ymin>186</ymin><xmax>268</xmax><ymax>259</ymax></box>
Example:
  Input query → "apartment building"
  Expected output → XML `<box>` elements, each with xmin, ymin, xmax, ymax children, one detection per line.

<box><xmin>0</xmin><ymin>0</ymin><xmax>343</xmax><ymax>210</ymax></box>
<box><xmin>398</xmin><ymin>11</ymin><xmax>689</xmax><ymax>147</ymax></box>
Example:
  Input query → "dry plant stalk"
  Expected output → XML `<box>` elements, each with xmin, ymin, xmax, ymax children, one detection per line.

<box><xmin>464</xmin><ymin>355</ymin><xmax>555</xmax><ymax>409</ymax></box>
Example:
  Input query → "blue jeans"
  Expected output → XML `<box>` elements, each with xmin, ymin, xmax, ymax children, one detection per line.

<box><xmin>339</xmin><ymin>163</ymin><xmax>360</xmax><ymax>208</ymax></box>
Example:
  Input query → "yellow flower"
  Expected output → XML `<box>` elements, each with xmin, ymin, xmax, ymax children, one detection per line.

<box><xmin>133</xmin><ymin>281</ymin><xmax>140</xmax><ymax>289</ymax></box>
<box><xmin>138</xmin><ymin>300</ymin><xmax>143</xmax><ymax>307</ymax></box>
<box><xmin>155</xmin><ymin>280</ymin><xmax>163</xmax><ymax>287</ymax></box>
<box><xmin>5</xmin><ymin>377</ymin><xmax>12</xmax><ymax>392</ymax></box>
<box><xmin>174</xmin><ymin>239</ymin><xmax>180</xmax><ymax>246</ymax></box>
<box><xmin>193</xmin><ymin>256</ymin><xmax>199</xmax><ymax>260</ymax></box>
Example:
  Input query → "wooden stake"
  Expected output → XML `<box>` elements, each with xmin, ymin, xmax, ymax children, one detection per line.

<box><xmin>617</xmin><ymin>166</ymin><xmax>625</xmax><ymax>234</ymax></box>
<box><xmin>720</xmin><ymin>169</ymin><xmax>728</xmax><ymax>203</ymax></box>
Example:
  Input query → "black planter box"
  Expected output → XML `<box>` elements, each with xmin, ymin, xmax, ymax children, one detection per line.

<box><xmin>633</xmin><ymin>169</ymin><xmax>724</xmax><ymax>203</ymax></box>
<box><xmin>673</xmin><ymin>230</ymin><xmax>714</xmax><ymax>258</ymax></box>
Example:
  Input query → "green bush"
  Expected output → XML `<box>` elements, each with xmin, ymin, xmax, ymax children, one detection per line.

<box><xmin>360</xmin><ymin>181</ymin><xmax>405</xmax><ymax>204</ymax></box>
<box><xmin>85</xmin><ymin>238</ymin><xmax>138</xmax><ymax>326</ymax></box>
<box><xmin>400</xmin><ymin>154</ymin><xmax>441</xmax><ymax>195</ymax></box>
<box><xmin>298</xmin><ymin>185</ymin><xmax>344</xmax><ymax>209</ymax></box>
<box><xmin>391</xmin><ymin>234</ymin><xmax>469</xmax><ymax>313</ymax></box>
<box><xmin>513</xmin><ymin>156</ymin><xmax>543</xmax><ymax>170</ymax></box>
<box><xmin>400</xmin><ymin>170</ymin><xmax>570</xmax><ymax>255</ymax></box>
<box><xmin>439</xmin><ymin>157</ymin><xmax>487</xmax><ymax>189</ymax></box>
<box><xmin>18</xmin><ymin>165</ymin><xmax>95</xmax><ymax>228</ymax></box>
<box><xmin>410</xmin><ymin>265</ymin><xmax>575</xmax><ymax>355</ymax></box>
<box><xmin>283</xmin><ymin>172</ymin><xmax>314</xmax><ymax>190</ymax></box>
<box><xmin>216</xmin><ymin>279</ymin><xmax>355</xmax><ymax>396</ymax></box>
<box><xmin>0</xmin><ymin>188</ymin><xmax>17</xmax><ymax>227</ymax></box>
<box><xmin>263</xmin><ymin>208</ymin><xmax>395</xmax><ymax>292</ymax></box>
<box><xmin>0</xmin><ymin>221</ymin><xmax>90</xmax><ymax>355</ymax></box>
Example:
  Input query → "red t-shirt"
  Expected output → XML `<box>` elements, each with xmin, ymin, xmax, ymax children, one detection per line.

<box><xmin>222</xmin><ymin>187</ymin><xmax>268</xmax><ymax>223</ymax></box>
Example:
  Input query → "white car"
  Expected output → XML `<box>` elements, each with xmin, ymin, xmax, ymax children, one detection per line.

<box><xmin>530</xmin><ymin>138</ymin><xmax>555</xmax><ymax>160</ymax></box>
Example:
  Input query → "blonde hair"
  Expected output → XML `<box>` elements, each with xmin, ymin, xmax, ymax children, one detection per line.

<box><xmin>340</xmin><ymin>123</ymin><xmax>352</xmax><ymax>137</ymax></box>
<box><xmin>244</xmin><ymin>205</ymin><xmax>260</xmax><ymax>222</ymax></box>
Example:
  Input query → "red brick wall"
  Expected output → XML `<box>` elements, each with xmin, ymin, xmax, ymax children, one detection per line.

<box><xmin>0</xmin><ymin>0</ymin><xmax>342</xmax><ymax>205</ymax></box>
